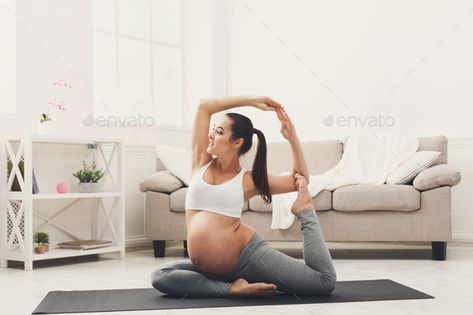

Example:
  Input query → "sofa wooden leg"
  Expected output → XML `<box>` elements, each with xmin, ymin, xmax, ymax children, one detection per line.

<box><xmin>153</xmin><ymin>240</ymin><xmax>166</xmax><ymax>257</ymax></box>
<box><xmin>431</xmin><ymin>241</ymin><xmax>447</xmax><ymax>260</ymax></box>
<box><xmin>183</xmin><ymin>240</ymin><xmax>188</xmax><ymax>257</ymax></box>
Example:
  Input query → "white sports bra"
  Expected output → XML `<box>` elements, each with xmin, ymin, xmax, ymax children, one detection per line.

<box><xmin>185</xmin><ymin>157</ymin><xmax>247</xmax><ymax>218</ymax></box>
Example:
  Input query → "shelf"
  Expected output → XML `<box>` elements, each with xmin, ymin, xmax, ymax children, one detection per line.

<box><xmin>6</xmin><ymin>192</ymin><xmax>121</xmax><ymax>200</ymax></box>
<box><xmin>33</xmin><ymin>192</ymin><xmax>122</xmax><ymax>199</ymax></box>
<box><xmin>2</xmin><ymin>134</ymin><xmax>122</xmax><ymax>145</ymax></box>
<box><xmin>6</xmin><ymin>246</ymin><xmax>122</xmax><ymax>261</ymax></box>
<box><xmin>1</xmin><ymin>135</ymin><xmax>125</xmax><ymax>270</ymax></box>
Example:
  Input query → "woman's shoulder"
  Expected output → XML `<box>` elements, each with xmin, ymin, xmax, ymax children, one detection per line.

<box><xmin>190</xmin><ymin>156</ymin><xmax>214</xmax><ymax>178</ymax></box>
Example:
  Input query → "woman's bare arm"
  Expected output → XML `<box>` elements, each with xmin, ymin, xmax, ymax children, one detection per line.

<box><xmin>275</xmin><ymin>107</ymin><xmax>310</xmax><ymax>185</ymax></box>
<box><xmin>199</xmin><ymin>96</ymin><xmax>282</xmax><ymax>114</ymax></box>
<box><xmin>288</xmin><ymin>136</ymin><xmax>310</xmax><ymax>185</ymax></box>
<box><xmin>265</xmin><ymin>135</ymin><xmax>310</xmax><ymax>195</ymax></box>
<box><xmin>191</xmin><ymin>105</ymin><xmax>213</xmax><ymax>172</ymax></box>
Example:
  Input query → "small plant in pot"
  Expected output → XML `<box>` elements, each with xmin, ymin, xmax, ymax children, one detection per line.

<box><xmin>33</xmin><ymin>232</ymin><xmax>49</xmax><ymax>254</ymax></box>
<box><xmin>72</xmin><ymin>161</ymin><xmax>105</xmax><ymax>193</ymax></box>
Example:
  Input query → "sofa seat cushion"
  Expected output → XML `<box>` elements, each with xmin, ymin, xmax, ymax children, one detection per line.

<box><xmin>333</xmin><ymin>184</ymin><xmax>420</xmax><ymax>211</ymax></box>
<box><xmin>249</xmin><ymin>189</ymin><xmax>332</xmax><ymax>212</ymax></box>
<box><xmin>170</xmin><ymin>187</ymin><xmax>249</xmax><ymax>212</ymax></box>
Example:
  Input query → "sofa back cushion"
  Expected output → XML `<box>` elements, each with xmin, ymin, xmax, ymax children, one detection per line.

<box><xmin>338</xmin><ymin>134</ymin><xmax>448</xmax><ymax>167</ymax></box>
<box><xmin>239</xmin><ymin>135</ymin><xmax>447</xmax><ymax>175</ymax></box>
<box><xmin>417</xmin><ymin>135</ymin><xmax>448</xmax><ymax>165</ymax></box>
<box><xmin>239</xmin><ymin>139</ymin><xmax>343</xmax><ymax>175</ymax></box>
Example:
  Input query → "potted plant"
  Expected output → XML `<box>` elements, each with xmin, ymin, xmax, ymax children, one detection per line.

<box><xmin>33</xmin><ymin>232</ymin><xmax>49</xmax><ymax>254</ymax></box>
<box><xmin>72</xmin><ymin>161</ymin><xmax>105</xmax><ymax>193</ymax></box>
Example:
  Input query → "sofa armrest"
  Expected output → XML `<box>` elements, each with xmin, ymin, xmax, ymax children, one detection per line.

<box><xmin>413</xmin><ymin>164</ymin><xmax>461</xmax><ymax>191</ymax></box>
<box><xmin>139</xmin><ymin>170</ymin><xmax>184</xmax><ymax>193</ymax></box>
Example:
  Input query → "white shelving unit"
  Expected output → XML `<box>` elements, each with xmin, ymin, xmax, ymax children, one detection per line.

<box><xmin>0</xmin><ymin>133</ymin><xmax>125</xmax><ymax>271</ymax></box>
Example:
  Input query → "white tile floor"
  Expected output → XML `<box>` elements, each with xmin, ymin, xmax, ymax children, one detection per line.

<box><xmin>1</xmin><ymin>240</ymin><xmax>473</xmax><ymax>315</ymax></box>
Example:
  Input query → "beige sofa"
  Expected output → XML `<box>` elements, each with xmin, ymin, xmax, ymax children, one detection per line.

<box><xmin>140</xmin><ymin>135</ymin><xmax>461</xmax><ymax>260</ymax></box>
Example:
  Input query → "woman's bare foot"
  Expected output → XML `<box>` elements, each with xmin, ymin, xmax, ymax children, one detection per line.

<box><xmin>291</xmin><ymin>173</ymin><xmax>314</xmax><ymax>215</ymax></box>
<box><xmin>229</xmin><ymin>278</ymin><xmax>277</xmax><ymax>297</ymax></box>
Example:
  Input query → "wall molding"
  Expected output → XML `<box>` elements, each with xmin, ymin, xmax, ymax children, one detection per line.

<box><xmin>448</xmin><ymin>136</ymin><xmax>473</xmax><ymax>148</ymax></box>
<box><xmin>125</xmin><ymin>235</ymin><xmax>150</xmax><ymax>248</ymax></box>
<box><xmin>452</xmin><ymin>232</ymin><xmax>473</xmax><ymax>241</ymax></box>
<box><xmin>124</xmin><ymin>145</ymin><xmax>156</xmax><ymax>155</ymax></box>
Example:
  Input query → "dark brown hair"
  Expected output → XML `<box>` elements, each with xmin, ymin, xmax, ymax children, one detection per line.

<box><xmin>225</xmin><ymin>112</ymin><xmax>271</xmax><ymax>204</ymax></box>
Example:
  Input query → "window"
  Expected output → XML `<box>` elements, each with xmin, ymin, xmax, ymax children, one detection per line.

<box><xmin>92</xmin><ymin>0</ymin><xmax>184</xmax><ymax>127</ymax></box>
<box><xmin>0</xmin><ymin>0</ymin><xmax>16</xmax><ymax>114</ymax></box>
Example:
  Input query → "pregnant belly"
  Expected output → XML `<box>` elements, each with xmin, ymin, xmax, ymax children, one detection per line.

<box><xmin>186</xmin><ymin>210</ymin><xmax>255</xmax><ymax>276</ymax></box>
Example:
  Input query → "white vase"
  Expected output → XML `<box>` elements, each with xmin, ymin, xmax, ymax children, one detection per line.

<box><xmin>78</xmin><ymin>182</ymin><xmax>100</xmax><ymax>193</ymax></box>
<box><xmin>37</xmin><ymin>120</ymin><xmax>55</xmax><ymax>135</ymax></box>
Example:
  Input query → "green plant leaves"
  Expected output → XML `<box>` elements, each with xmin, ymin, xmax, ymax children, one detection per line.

<box><xmin>72</xmin><ymin>161</ymin><xmax>105</xmax><ymax>183</ymax></box>
<box><xmin>33</xmin><ymin>232</ymin><xmax>49</xmax><ymax>244</ymax></box>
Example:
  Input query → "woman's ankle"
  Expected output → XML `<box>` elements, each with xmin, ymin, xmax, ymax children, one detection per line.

<box><xmin>296</xmin><ymin>208</ymin><xmax>317</xmax><ymax>221</ymax></box>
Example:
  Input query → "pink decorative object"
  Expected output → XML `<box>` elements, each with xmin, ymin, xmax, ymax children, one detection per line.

<box><xmin>56</xmin><ymin>182</ymin><xmax>68</xmax><ymax>194</ymax></box>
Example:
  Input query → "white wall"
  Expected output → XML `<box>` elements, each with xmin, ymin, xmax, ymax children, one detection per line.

<box><xmin>448</xmin><ymin>139</ymin><xmax>473</xmax><ymax>241</ymax></box>
<box><xmin>0</xmin><ymin>0</ymin><xmax>16</xmax><ymax>114</ymax></box>
<box><xmin>4</xmin><ymin>0</ymin><xmax>94</xmax><ymax>136</ymax></box>
<box><xmin>225</xmin><ymin>0</ymin><xmax>473</xmax><ymax>141</ymax></box>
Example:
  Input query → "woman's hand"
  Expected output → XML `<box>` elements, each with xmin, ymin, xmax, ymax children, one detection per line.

<box><xmin>276</xmin><ymin>107</ymin><xmax>298</xmax><ymax>142</ymax></box>
<box><xmin>250</xmin><ymin>96</ymin><xmax>284</xmax><ymax>112</ymax></box>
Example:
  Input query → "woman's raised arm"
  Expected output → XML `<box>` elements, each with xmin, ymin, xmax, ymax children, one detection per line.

<box><xmin>192</xmin><ymin>96</ymin><xmax>283</xmax><ymax>172</ymax></box>
<box><xmin>276</xmin><ymin>107</ymin><xmax>310</xmax><ymax>185</ymax></box>
<box><xmin>191</xmin><ymin>104</ymin><xmax>213</xmax><ymax>173</ymax></box>
<box><xmin>198</xmin><ymin>96</ymin><xmax>281</xmax><ymax>114</ymax></box>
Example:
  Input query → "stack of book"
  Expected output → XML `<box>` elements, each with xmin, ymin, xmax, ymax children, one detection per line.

<box><xmin>57</xmin><ymin>240</ymin><xmax>113</xmax><ymax>250</ymax></box>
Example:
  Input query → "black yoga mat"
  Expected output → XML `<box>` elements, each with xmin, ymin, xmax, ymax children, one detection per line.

<box><xmin>32</xmin><ymin>279</ymin><xmax>434</xmax><ymax>314</ymax></box>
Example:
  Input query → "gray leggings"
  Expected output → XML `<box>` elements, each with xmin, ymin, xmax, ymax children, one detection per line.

<box><xmin>151</xmin><ymin>208</ymin><xmax>337</xmax><ymax>297</ymax></box>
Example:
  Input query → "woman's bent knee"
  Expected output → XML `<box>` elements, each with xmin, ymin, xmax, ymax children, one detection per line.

<box><xmin>321</xmin><ymin>273</ymin><xmax>337</xmax><ymax>295</ymax></box>
<box><xmin>324</xmin><ymin>278</ymin><xmax>337</xmax><ymax>295</ymax></box>
<box><xmin>151</xmin><ymin>267</ymin><xmax>172</xmax><ymax>293</ymax></box>
<box><xmin>298</xmin><ymin>272</ymin><xmax>337</xmax><ymax>296</ymax></box>
<box><xmin>308</xmin><ymin>279</ymin><xmax>336</xmax><ymax>296</ymax></box>
<box><xmin>151</xmin><ymin>261</ymin><xmax>185</xmax><ymax>292</ymax></box>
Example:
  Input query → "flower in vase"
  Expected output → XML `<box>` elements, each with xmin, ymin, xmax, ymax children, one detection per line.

<box><xmin>40</xmin><ymin>98</ymin><xmax>66</xmax><ymax>123</ymax></box>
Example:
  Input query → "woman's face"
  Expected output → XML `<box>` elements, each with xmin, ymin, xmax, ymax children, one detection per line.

<box><xmin>207</xmin><ymin>116</ymin><xmax>241</xmax><ymax>156</ymax></box>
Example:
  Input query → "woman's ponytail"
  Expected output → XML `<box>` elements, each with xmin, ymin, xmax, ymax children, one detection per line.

<box><xmin>252</xmin><ymin>128</ymin><xmax>271</xmax><ymax>204</ymax></box>
<box><xmin>225</xmin><ymin>113</ymin><xmax>272</xmax><ymax>204</ymax></box>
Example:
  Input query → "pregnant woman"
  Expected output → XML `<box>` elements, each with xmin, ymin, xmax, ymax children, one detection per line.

<box><xmin>151</xmin><ymin>96</ymin><xmax>337</xmax><ymax>297</ymax></box>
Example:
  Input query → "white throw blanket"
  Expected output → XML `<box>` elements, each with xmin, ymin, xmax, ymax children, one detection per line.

<box><xmin>270</xmin><ymin>133</ymin><xmax>419</xmax><ymax>229</ymax></box>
